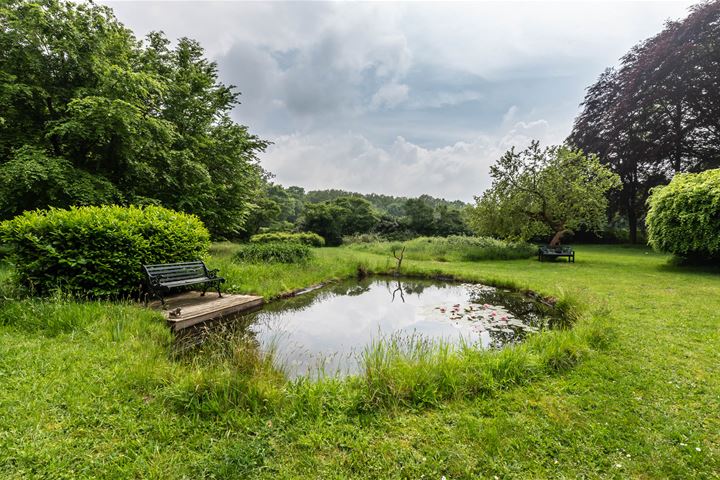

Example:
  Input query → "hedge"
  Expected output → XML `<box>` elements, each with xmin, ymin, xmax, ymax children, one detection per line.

<box><xmin>250</xmin><ymin>232</ymin><xmax>325</xmax><ymax>247</ymax></box>
<box><xmin>0</xmin><ymin>205</ymin><xmax>210</xmax><ymax>297</ymax></box>
<box><xmin>646</xmin><ymin>169</ymin><xmax>720</xmax><ymax>259</ymax></box>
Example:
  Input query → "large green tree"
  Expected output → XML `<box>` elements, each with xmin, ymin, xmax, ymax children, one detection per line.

<box><xmin>468</xmin><ymin>142</ymin><xmax>621</xmax><ymax>246</ymax></box>
<box><xmin>403</xmin><ymin>197</ymin><xmax>435</xmax><ymax>235</ymax></box>
<box><xmin>299</xmin><ymin>196</ymin><xmax>379</xmax><ymax>245</ymax></box>
<box><xmin>0</xmin><ymin>0</ymin><xmax>267</xmax><ymax>237</ymax></box>
<box><xmin>568</xmin><ymin>1</ymin><xmax>720</xmax><ymax>242</ymax></box>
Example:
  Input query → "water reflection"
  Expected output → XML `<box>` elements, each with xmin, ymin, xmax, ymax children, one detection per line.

<box><xmin>178</xmin><ymin>277</ymin><xmax>558</xmax><ymax>378</ymax></box>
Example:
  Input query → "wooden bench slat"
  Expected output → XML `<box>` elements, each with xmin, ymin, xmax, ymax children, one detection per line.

<box><xmin>145</xmin><ymin>261</ymin><xmax>205</xmax><ymax>267</ymax></box>
<box><xmin>163</xmin><ymin>278</ymin><xmax>217</xmax><ymax>287</ymax></box>
<box><xmin>144</xmin><ymin>265</ymin><xmax>205</xmax><ymax>273</ymax></box>
<box><xmin>538</xmin><ymin>245</ymin><xmax>575</xmax><ymax>263</ymax></box>
<box><xmin>143</xmin><ymin>260</ymin><xmax>225</xmax><ymax>307</ymax></box>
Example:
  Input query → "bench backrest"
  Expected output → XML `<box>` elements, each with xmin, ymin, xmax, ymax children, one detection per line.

<box><xmin>540</xmin><ymin>246</ymin><xmax>574</xmax><ymax>254</ymax></box>
<box><xmin>143</xmin><ymin>261</ymin><xmax>208</xmax><ymax>282</ymax></box>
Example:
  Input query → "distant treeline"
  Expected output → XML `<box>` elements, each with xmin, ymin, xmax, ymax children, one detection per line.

<box><xmin>304</xmin><ymin>189</ymin><xmax>467</xmax><ymax>215</ymax></box>
<box><xmin>243</xmin><ymin>184</ymin><xmax>471</xmax><ymax>245</ymax></box>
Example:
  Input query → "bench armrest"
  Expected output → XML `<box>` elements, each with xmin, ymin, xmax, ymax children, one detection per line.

<box><xmin>206</xmin><ymin>268</ymin><xmax>221</xmax><ymax>279</ymax></box>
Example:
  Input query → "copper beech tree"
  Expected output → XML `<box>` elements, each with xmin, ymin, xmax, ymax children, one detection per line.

<box><xmin>569</xmin><ymin>1</ymin><xmax>720</xmax><ymax>242</ymax></box>
<box><xmin>468</xmin><ymin>141</ymin><xmax>621</xmax><ymax>246</ymax></box>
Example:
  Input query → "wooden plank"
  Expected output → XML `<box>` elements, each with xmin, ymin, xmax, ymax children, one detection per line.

<box><xmin>149</xmin><ymin>290</ymin><xmax>264</xmax><ymax>331</ymax></box>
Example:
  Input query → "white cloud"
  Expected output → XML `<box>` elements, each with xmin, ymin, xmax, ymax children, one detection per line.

<box><xmin>370</xmin><ymin>83</ymin><xmax>410</xmax><ymax>110</ymax></box>
<box><xmin>263</xmin><ymin>119</ymin><xmax>560</xmax><ymax>201</ymax></box>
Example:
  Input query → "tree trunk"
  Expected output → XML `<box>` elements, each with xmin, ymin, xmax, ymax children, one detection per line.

<box><xmin>627</xmin><ymin>199</ymin><xmax>638</xmax><ymax>244</ymax></box>
<box><xmin>626</xmin><ymin>165</ymin><xmax>639</xmax><ymax>244</ymax></box>
<box><xmin>673</xmin><ymin>102</ymin><xmax>683</xmax><ymax>173</ymax></box>
<box><xmin>549</xmin><ymin>229</ymin><xmax>568</xmax><ymax>247</ymax></box>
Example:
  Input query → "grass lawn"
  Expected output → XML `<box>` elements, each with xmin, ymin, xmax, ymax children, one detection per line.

<box><xmin>1</xmin><ymin>244</ymin><xmax>718</xmax><ymax>478</ymax></box>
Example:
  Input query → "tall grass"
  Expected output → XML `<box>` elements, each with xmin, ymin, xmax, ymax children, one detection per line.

<box><xmin>354</xmin><ymin>300</ymin><xmax>605</xmax><ymax>411</ymax></box>
<box><xmin>0</xmin><ymin>293</ymin><xmax>165</xmax><ymax>337</ymax></box>
<box><xmin>208</xmin><ymin>242</ymin><xmax>384</xmax><ymax>298</ymax></box>
<box><xmin>233</xmin><ymin>241</ymin><xmax>313</xmax><ymax>264</ymax></box>
<box><xmin>346</xmin><ymin>235</ymin><xmax>536</xmax><ymax>262</ymax></box>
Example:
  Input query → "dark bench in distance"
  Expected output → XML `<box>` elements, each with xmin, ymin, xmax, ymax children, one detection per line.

<box><xmin>143</xmin><ymin>260</ymin><xmax>225</xmax><ymax>307</ymax></box>
<box><xmin>538</xmin><ymin>245</ymin><xmax>575</xmax><ymax>263</ymax></box>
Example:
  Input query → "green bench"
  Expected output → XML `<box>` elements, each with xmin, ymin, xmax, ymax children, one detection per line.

<box><xmin>538</xmin><ymin>245</ymin><xmax>575</xmax><ymax>262</ymax></box>
<box><xmin>143</xmin><ymin>260</ymin><xmax>225</xmax><ymax>307</ymax></box>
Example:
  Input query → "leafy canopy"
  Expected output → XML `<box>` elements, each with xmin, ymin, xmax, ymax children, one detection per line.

<box><xmin>0</xmin><ymin>205</ymin><xmax>210</xmax><ymax>297</ymax></box>
<box><xmin>299</xmin><ymin>196</ymin><xmax>379</xmax><ymax>246</ymax></box>
<box><xmin>568</xmin><ymin>2</ymin><xmax>720</xmax><ymax>242</ymax></box>
<box><xmin>0</xmin><ymin>0</ymin><xmax>268</xmax><ymax>237</ymax></box>
<box><xmin>646</xmin><ymin>169</ymin><xmax>720</xmax><ymax>260</ymax></box>
<box><xmin>468</xmin><ymin>141</ymin><xmax>621</xmax><ymax>245</ymax></box>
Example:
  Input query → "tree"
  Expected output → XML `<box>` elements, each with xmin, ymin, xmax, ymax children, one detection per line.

<box><xmin>646</xmin><ymin>169</ymin><xmax>720</xmax><ymax>260</ymax></box>
<box><xmin>299</xmin><ymin>202</ymin><xmax>346</xmax><ymax>246</ymax></box>
<box><xmin>0</xmin><ymin>0</ymin><xmax>267</xmax><ymax>237</ymax></box>
<box><xmin>433</xmin><ymin>204</ymin><xmax>471</xmax><ymax>236</ymax></box>
<box><xmin>403</xmin><ymin>198</ymin><xmax>435</xmax><ymax>235</ymax></box>
<box><xmin>298</xmin><ymin>196</ymin><xmax>379</xmax><ymax>244</ymax></box>
<box><xmin>468</xmin><ymin>141</ymin><xmax>621</xmax><ymax>246</ymax></box>
<box><xmin>568</xmin><ymin>1</ymin><xmax>720</xmax><ymax>242</ymax></box>
<box><xmin>332</xmin><ymin>196</ymin><xmax>379</xmax><ymax>235</ymax></box>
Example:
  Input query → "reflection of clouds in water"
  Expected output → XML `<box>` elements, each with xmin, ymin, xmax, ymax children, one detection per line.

<box><xmin>181</xmin><ymin>278</ymin><xmax>556</xmax><ymax>379</ymax></box>
<box><xmin>240</xmin><ymin>278</ymin><xmax>555</xmax><ymax>378</ymax></box>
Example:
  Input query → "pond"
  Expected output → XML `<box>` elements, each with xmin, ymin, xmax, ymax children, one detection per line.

<box><xmin>183</xmin><ymin>277</ymin><xmax>558</xmax><ymax>379</ymax></box>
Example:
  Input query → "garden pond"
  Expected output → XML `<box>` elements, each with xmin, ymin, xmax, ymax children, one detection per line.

<box><xmin>180</xmin><ymin>277</ymin><xmax>560</xmax><ymax>378</ymax></box>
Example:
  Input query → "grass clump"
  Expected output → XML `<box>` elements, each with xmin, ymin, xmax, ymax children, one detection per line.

<box><xmin>346</xmin><ymin>235</ymin><xmax>535</xmax><ymax>262</ymax></box>
<box><xmin>233</xmin><ymin>241</ymin><xmax>313</xmax><ymax>264</ymax></box>
<box><xmin>250</xmin><ymin>232</ymin><xmax>325</xmax><ymax>247</ymax></box>
<box><xmin>356</xmin><ymin>295</ymin><xmax>596</xmax><ymax>411</ymax></box>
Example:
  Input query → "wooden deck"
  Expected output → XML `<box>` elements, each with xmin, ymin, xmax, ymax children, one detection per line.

<box><xmin>149</xmin><ymin>291</ymin><xmax>264</xmax><ymax>331</ymax></box>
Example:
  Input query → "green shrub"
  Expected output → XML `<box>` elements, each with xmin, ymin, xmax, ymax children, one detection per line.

<box><xmin>0</xmin><ymin>205</ymin><xmax>210</xmax><ymax>297</ymax></box>
<box><xmin>234</xmin><ymin>242</ymin><xmax>312</xmax><ymax>264</ymax></box>
<box><xmin>250</xmin><ymin>232</ymin><xmax>325</xmax><ymax>247</ymax></box>
<box><xmin>0</xmin><ymin>243</ymin><xmax>11</xmax><ymax>261</ymax></box>
<box><xmin>646</xmin><ymin>169</ymin><xmax>720</xmax><ymax>260</ymax></box>
<box><xmin>346</xmin><ymin>235</ymin><xmax>535</xmax><ymax>262</ymax></box>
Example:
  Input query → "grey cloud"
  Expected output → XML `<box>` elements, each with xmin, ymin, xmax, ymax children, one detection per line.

<box><xmin>104</xmin><ymin>0</ymin><xmax>696</xmax><ymax>197</ymax></box>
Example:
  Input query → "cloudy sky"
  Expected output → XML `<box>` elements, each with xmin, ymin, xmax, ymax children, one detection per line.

<box><xmin>104</xmin><ymin>1</ymin><xmax>695</xmax><ymax>201</ymax></box>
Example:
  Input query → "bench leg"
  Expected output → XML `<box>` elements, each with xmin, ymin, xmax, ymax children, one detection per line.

<box><xmin>216</xmin><ymin>281</ymin><xmax>223</xmax><ymax>298</ymax></box>
<box><xmin>145</xmin><ymin>287</ymin><xmax>164</xmax><ymax>308</ymax></box>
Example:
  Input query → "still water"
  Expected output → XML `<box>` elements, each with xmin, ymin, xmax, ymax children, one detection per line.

<box><xmin>222</xmin><ymin>277</ymin><xmax>556</xmax><ymax>378</ymax></box>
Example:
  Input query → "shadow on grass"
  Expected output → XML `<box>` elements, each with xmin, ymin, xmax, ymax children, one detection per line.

<box><xmin>656</xmin><ymin>256</ymin><xmax>720</xmax><ymax>275</ymax></box>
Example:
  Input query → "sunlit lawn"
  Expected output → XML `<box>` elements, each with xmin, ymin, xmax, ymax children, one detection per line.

<box><xmin>0</xmin><ymin>244</ymin><xmax>718</xmax><ymax>478</ymax></box>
